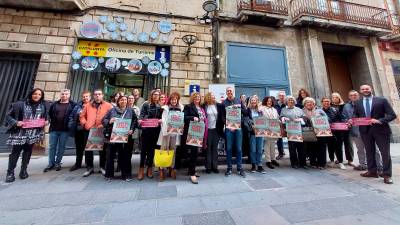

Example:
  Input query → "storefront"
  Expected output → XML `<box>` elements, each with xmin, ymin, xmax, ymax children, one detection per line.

<box><xmin>69</xmin><ymin>40</ymin><xmax>171</xmax><ymax>100</ymax></box>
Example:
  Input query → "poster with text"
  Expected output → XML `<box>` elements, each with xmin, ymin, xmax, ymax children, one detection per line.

<box><xmin>186</xmin><ymin>121</ymin><xmax>205</xmax><ymax>147</ymax></box>
<box><xmin>285</xmin><ymin>121</ymin><xmax>303</xmax><ymax>142</ymax></box>
<box><xmin>311</xmin><ymin>116</ymin><xmax>333</xmax><ymax>137</ymax></box>
<box><xmin>226</xmin><ymin>106</ymin><xmax>241</xmax><ymax>130</ymax></box>
<box><xmin>266</xmin><ymin>119</ymin><xmax>282</xmax><ymax>138</ymax></box>
<box><xmin>110</xmin><ymin>118</ymin><xmax>132</xmax><ymax>143</ymax></box>
<box><xmin>167</xmin><ymin>111</ymin><xmax>184</xmax><ymax>135</ymax></box>
<box><xmin>85</xmin><ymin>128</ymin><xmax>104</xmax><ymax>151</ymax></box>
<box><xmin>253</xmin><ymin>116</ymin><xmax>268</xmax><ymax>137</ymax></box>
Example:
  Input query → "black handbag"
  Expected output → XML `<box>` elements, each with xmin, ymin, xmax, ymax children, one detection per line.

<box><xmin>243</xmin><ymin>116</ymin><xmax>254</xmax><ymax>134</ymax></box>
<box><xmin>302</xmin><ymin>127</ymin><xmax>317</xmax><ymax>142</ymax></box>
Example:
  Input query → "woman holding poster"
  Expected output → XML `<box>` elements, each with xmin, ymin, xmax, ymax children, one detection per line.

<box><xmin>183</xmin><ymin>92</ymin><xmax>208</xmax><ymax>184</ymax></box>
<box><xmin>156</xmin><ymin>92</ymin><xmax>183</xmax><ymax>181</ymax></box>
<box><xmin>260</xmin><ymin>96</ymin><xmax>280</xmax><ymax>169</ymax></box>
<box><xmin>303</xmin><ymin>97</ymin><xmax>330</xmax><ymax>169</ymax></box>
<box><xmin>280</xmin><ymin>96</ymin><xmax>307</xmax><ymax>169</ymax></box>
<box><xmin>5</xmin><ymin>88</ymin><xmax>48</xmax><ymax>183</ymax></box>
<box><xmin>138</xmin><ymin>90</ymin><xmax>162</xmax><ymax>180</ymax></box>
<box><xmin>102</xmin><ymin>96</ymin><xmax>137</xmax><ymax>181</ymax></box>
<box><xmin>245</xmin><ymin>95</ymin><xmax>266</xmax><ymax>173</ymax></box>
<box><xmin>202</xmin><ymin>92</ymin><xmax>224</xmax><ymax>174</ymax></box>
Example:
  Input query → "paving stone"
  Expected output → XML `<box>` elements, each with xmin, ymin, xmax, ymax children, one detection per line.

<box><xmin>177</xmin><ymin>183</ymin><xmax>216</xmax><ymax>197</ymax></box>
<box><xmin>156</xmin><ymin>197</ymin><xmax>205</xmax><ymax>216</ymax></box>
<box><xmin>293</xmin><ymin>212</ymin><xmax>400</xmax><ymax>225</ymax></box>
<box><xmin>48</xmin><ymin>204</ymin><xmax>110</xmax><ymax>225</ymax></box>
<box><xmin>272</xmin><ymin>201</ymin><xmax>331</xmax><ymax>223</ymax></box>
<box><xmin>104</xmin><ymin>200</ymin><xmax>156</xmax><ymax>221</ymax></box>
<box><xmin>132</xmin><ymin>216</ymin><xmax>183</xmax><ymax>225</ymax></box>
<box><xmin>211</xmin><ymin>181</ymin><xmax>251</xmax><ymax>195</ymax></box>
<box><xmin>89</xmin><ymin>189</ymin><xmax>138</xmax><ymax>204</ymax></box>
<box><xmin>0</xmin><ymin>207</ymin><xmax>60</xmax><ymax>225</ymax></box>
<box><xmin>200</xmin><ymin>194</ymin><xmax>244</xmax><ymax>211</ymax></box>
<box><xmin>182</xmin><ymin>211</ymin><xmax>236</xmax><ymax>225</ymax></box>
<box><xmin>229</xmin><ymin>206</ymin><xmax>290</xmax><ymax>225</ymax></box>
<box><xmin>138</xmin><ymin>185</ymin><xmax>177</xmax><ymax>200</ymax></box>
<box><xmin>245</xmin><ymin>178</ymin><xmax>283</xmax><ymax>190</ymax></box>
<box><xmin>375</xmin><ymin>207</ymin><xmax>400</xmax><ymax>223</ymax></box>
<box><xmin>238</xmin><ymin>189</ymin><xmax>286</xmax><ymax>207</ymax></box>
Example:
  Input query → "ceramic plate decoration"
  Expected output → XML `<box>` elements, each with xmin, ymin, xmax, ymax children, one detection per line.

<box><xmin>106</xmin><ymin>22</ymin><xmax>118</xmax><ymax>32</ymax></box>
<box><xmin>126</xmin><ymin>32</ymin><xmax>134</xmax><ymax>41</ymax></box>
<box><xmin>150</xmin><ymin>31</ymin><xmax>158</xmax><ymax>40</ymax></box>
<box><xmin>110</xmin><ymin>32</ymin><xmax>120</xmax><ymax>40</ymax></box>
<box><xmin>158</xmin><ymin>20</ymin><xmax>173</xmax><ymax>34</ymax></box>
<box><xmin>81</xmin><ymin>57</ymin><xmax>98</xmax><ymax>71</ymax></box>
<box><xmin>98</xmin><ymin>57</ymin><xmax>105</xmax><ymax>63</ymax></box>
<box><xmin>99</xmin><ymin>16</ymin><xmax>108</xmax><ymax>24</ymax></box>
<box><xmin>147</xmin><ymin>61</ymin><xmax>162</xmax><ymax>75</ymax></box>
<box><xmin>160</xmin><ymin>57</ymin><xmax>167</xmax><ymax>64</ymax></box>
<box><xmin>72</xmin><ymin>51</ymin><xmax>82</xmax><ymax>60</ymax></box>
<box><xmin>116</xmin><ymin>17</ymin><xmax>123</xmax><ymax>23</ymax></box>
<box><xmin>160</xmin><ymin>68</ymin><xmax>169</xmax><ymax>77</ymax></box>
<box><xmin>141</xmin><ymin>56</ymin><xmax>151</xmax><ymax>65</ymax></box>
<box><xmin>119</xmin><ymin>23</ymin><xmax>128</xmax><ymax>31</ymax></box>
<box><xmin>138</xmin><ymin>32</ymin><xmax>149</xmax><ymax>43</ymax></box>
<box><xmin>163</xmin><ymin>62</ymin><xmax>170</xmax><ymax>69</ymax></box>
<box><xmin>127</xmin><ymin>59</ymin><xmax>143</xmax><ymax>73</ymax></box>
<box><xmin>121</xmin><ymin>61</ymin><xmax>128</xmax><ymax>67</ymax></box>
<box><xmin>161</xmin><ymin>36</ymin><xmax>169</xmax><ymax>43</ymax></box>
<box><xmin>80</xmin><ymin>21</ymin><xmax>102</xmax><ymax>39</ymax></box>
<box><xmin>105</xmin><ymin>57</ymin><xmax>121</xmax><ymax>72</ymax></box>
<box><xmin>72</xmin><ymin>64</ymin><xmax>80</xmax><ymax>70</ymax></box>
<box><xmin>120</xmin><ymin>32</ymin><xmax>127</xmax><ymax>37</ymax></box>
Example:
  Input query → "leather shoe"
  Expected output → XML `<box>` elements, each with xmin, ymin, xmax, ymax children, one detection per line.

<box><xmin>5</xmin><ymin>173</ymin><xmax>15</xmax><ymax>183</ymax></box>
<box><xmin>43</xmin><ymin>165</ymin><xmax>54</xmax><ymax>172</ymax></box>
<box><xmin>19</xmin><ymin>169</ymin><xmax>29</xmax><ymax>179</ymax></box>
<box><xmin>360</xmin><ymin>172</ymin><xmax>379</xmax><ymax>178</ymax></box>
<box><xmin>384</xmin><ymin>176</ymin><xmax>393</xmax><ymax>184</ymax></box>
<box><xmin>69</xmin><ymin>164</ymin><xmax>81</xmax><ymax>172</ymax></box>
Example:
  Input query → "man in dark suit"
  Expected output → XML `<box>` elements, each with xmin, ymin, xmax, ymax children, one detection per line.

<box><xmin>352</xmin><ymin>85</ymin><xmax>397</xmax><ymax>184</ymax></box>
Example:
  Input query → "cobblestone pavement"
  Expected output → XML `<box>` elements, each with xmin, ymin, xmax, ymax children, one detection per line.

<box><xmin>0</xmin><ymin>144</ymin><xmax>399</xmax><ymax>225</ymax></box>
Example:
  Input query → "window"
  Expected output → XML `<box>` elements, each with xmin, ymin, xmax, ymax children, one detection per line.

<box><xmin>391</xmin><ymin>60</ymin><xmax>400</xmax><ymax>97</ymax></box>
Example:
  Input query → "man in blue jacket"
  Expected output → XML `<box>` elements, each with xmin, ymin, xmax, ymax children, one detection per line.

<box><xmin>43</xmin><ymin>89</ymin><xmax>76</xmax><ymax>172</ymax></box>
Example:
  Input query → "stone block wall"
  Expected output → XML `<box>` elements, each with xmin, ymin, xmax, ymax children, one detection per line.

<box><xmin>0</xmin><ymin>7</ymin><xmax>213</xmax><ymax>103</ymax></box>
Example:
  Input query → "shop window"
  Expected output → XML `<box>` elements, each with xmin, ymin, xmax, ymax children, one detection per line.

<box><xmin>391</xmin><ymin>59</ymin><xmax>400</xmax><ymax>98</ymax></box>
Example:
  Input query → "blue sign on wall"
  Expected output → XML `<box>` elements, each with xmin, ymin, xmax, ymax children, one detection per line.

<box><xmin>189</xmin><ymin>85</ymin><xmax>200</xmax><ymax>95</ymax></box>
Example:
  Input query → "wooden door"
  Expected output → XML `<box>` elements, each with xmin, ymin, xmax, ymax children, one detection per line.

<box><xmin>324</xmin><ymin>51</ymin><xmax>353</xmax><ymax>98</ymax></box>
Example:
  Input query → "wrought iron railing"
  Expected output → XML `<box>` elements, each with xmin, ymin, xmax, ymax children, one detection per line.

<box><xmin>290</xmin><ymin>0</ymin><xmax>391</xmax><ymax>29</ymax></box>
<box><xmin>238</xmin><ymin>0</ymin><xmax>289</xmax><ymax>16</ymax></box>
<box><xmin>391</xmin><ymin>14</ymin><xmax>400</xmax><ymax>33</ymax></box>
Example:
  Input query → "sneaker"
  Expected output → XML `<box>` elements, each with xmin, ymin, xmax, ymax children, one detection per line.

<box><xmin>190</xmin><ymin>176</ymin><xmax>198</xmax><ymax>184</ymax></box>
<box><xmin>69</xmin><ymin>164</ymin><xmax>81</xmax><ymax>172</ymax></box>
<box><xmin>55</xmin><ymin>164</ymin><xmax>61</xmax><ymax>171</ymax></box>
<box><xmin>238</xmin><ymin>169</ymin><xmax>246</xmax><ymax>178</ymax></box>
<box><xmin>125</xmin><ymin>178</ymin><xmax>133</xmax><ymax>182</ymax></box>
<box><xmin>339</xmin><ymin>163</ymin><xmax>346</xmax><ymax>170</ymax></box>
<box><xmin>250</xmin><ymin>164</ymin><xmax>256</xmax><ymax>173</ymax></box>
<box><xmin>225</xmin><ymin>169</ymin><xmax>233</xmax><ymax>176</ymax></box>
<box><xmin>266</xmin><ymin>162</ymin><xmax>275</xmax><ymax>169</ymax></box>
<box><xmin>105</xmin><ymin>177</ymin><xmax>113</xmax><ymax>182</ymax></box>
<box><xmin>257</xmin><ymin>166</ymin><xmax>266</xmax><ymax>174</ymax></box>
<box><xmin>100</xmin><ymin>168</ymin><xmax>106</xmax><ymax>176</ymax></box>
<box><xmin>83</xmin><ymin>168</ymin><xmax>94</xmax><ymax>177</ymax></box>
<box><xmin>5</xmin><ymin>173</ymin><xmax>15</xmax><ymax>183</ymax></box>
<box><xmin>43</xmin><ymin>165</ymin><xmax>54</xmax><ymax>173</ymax></box>
<box><xmin>276</xmin><ymin>154</ymin><xmax>284</xmax><ymax>160</ymax></box>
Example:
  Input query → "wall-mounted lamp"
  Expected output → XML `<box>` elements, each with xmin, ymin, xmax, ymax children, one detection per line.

<box><xmin>199</xmin><ymin>0</ymin><xmax>218</xmax><ymax>24</ymax></box>
<box><xmin>182</xmin><ymin>34</ymin><xmax>198</xmax><ymax>57</ymax></box>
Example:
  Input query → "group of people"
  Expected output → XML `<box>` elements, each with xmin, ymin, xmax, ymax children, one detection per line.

<box><xmin>4</xmin><ymin>84</ymin><xmax>397</xmax><ymax>185</ymax></box>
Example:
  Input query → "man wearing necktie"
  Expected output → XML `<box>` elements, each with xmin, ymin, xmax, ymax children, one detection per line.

<box><xmin>352</xmin><ymin>85</ymin><xmax>397</xmax><ymax>184</ymax></box>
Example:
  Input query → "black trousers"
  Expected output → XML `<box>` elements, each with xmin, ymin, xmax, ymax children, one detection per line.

<box><xmin>342</xmin><ymin>131</ymin><xmax>354</xmax><ymax>162</ymax></box>
<box><xmin>105</xmin><ymin>143</ymin><xmax>132</xmax><ymax>179</ymax></box>
<box><xmin>83</xmin><ymin>130</ymin><xmax>106</xmax><ymax>169</ymax></box>
<box><xmin>277</xmin><ymin>138</ymin><xmax>284</xmax><ymax>155</ymax></box>
<box><xmin>361</xmin><ymin>130</ymin><xmax>392</xmax><ymax>177</ymax></box>
<box><xmin>7</xmin><ymin>144</ymin><xmax>34</xmax><ymax>174</ymax></box>
<box><xmin>307</xmin><ymin>138</ymin><xmax>327</xmax><ymax>167</ymax></box>
<box><xmin>288</xmin><ymin>141</ymin><xmax>306</xmax><ymax>167</ymax></box>
<box><xmin>140</xmin><ymin>127</ymin><xmax>160</xmax><ymax>167</ymax></box>
<box><xmin>328</xmin><ymin>131</ymin><xmax>344</xmax><ymax>163</ymax></box>
<box><xmin>186</xmin><ymin>145</ymin><xmax>198</xmax><ymax>176</ymax></box>
<box><xmin>74</xmin><ymin>129</ymin><xmax>87</xmax><ymax>167</ymax></box>
<box><xmin>206</xmin><ymin>129</ymin><xmax>219</xmax><ymax>170</ymax></box>
<box><xmin>174</xmin><ymin>145</ymin><xmax>183</xmax><ymax>169</ymax></box>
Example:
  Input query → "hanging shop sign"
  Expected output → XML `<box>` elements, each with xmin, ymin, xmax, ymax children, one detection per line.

<box><xmin>77</xmin><ymin>40</ymin><xmax>156</xmax><ymax>59</ymax></box>
<box><xmin>80</xmin><ymin>21</ymin><xmax>102</xmax><ymax>39</ymax></box>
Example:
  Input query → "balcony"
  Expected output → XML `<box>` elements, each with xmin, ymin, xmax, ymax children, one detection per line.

<box><xmin>0</xmin><ymin>0</ymin><xmax>87</xmax><ymax>11</ymax></box>
<box><xmin>290</xmin><ymin>0</ymin><xmax>392</xmax><ymax>35</ymax></box>
<box><xmin>237</xmin><ymin>0</ymin><xmax>290</xmax><ymax>26</ymax></box>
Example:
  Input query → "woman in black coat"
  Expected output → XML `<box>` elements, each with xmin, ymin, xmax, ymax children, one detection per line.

<box><xmin>182</xmin><ymin>92</ymin><xmax>208</xmax><ymax>184</ymax></box>
<box><xmin>5</xmin><ymin>88</ymin><xmax>48</xmax><ymax>183</ymax></box>
<box><xmin>202</xmin><ymin>92</ymin><xmax>224</xmax><ymax>174</ymax></box>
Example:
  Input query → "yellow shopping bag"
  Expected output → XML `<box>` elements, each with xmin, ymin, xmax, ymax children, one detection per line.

<box><xmin>154</xmin><ymin>149</ymin><xmax>174</xmax><ymax>168</ymax></box>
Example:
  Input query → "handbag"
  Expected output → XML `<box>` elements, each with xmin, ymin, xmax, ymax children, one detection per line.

<box><xmin>302</xmin><ymin>127</ymin><xmax>317</xmax><ymax>142</ymax></box>
<box><xmin>243</xmin><ymin>116</ymin><xmax>253</xmax><ymax>134</ymax></box>
<box><xmin>154</xmin><ymin>149</ymin><xmax>175</xmax><ymax>167</ymax></box>
<box><xmin>217</xmin><ymin>137</ymin><xmax>226</xmax><ymax>156</ymax></box>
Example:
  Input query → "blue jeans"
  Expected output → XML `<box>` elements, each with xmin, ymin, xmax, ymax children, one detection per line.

<box><xmin>226</xmin><ymin>129</ymin><xmax>243</xmax><ymax>170</ymax></box>
<box><xmin>249</xmin><ymin>134</ymin><xmax>264</xmax><ymax>166</ymax></box>
<box><xmin>48</xmin><ymin>131</ymin><xmax>69</xmax><ymax>166</ymax></box>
